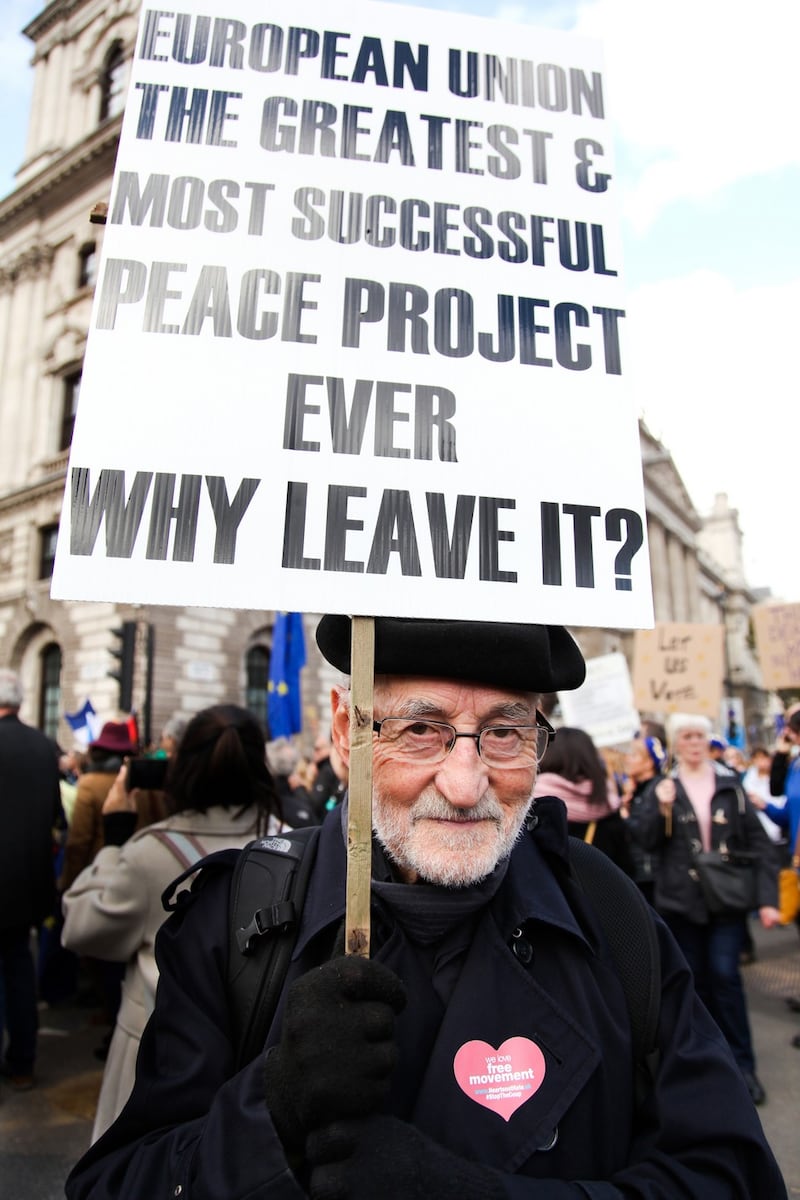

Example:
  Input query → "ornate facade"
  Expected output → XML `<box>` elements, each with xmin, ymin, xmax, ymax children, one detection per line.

<box><xmin>575</xmin><ymin>426</ymin><xmax>771</xmax><ymax>742</ymax></box>
<box><xmin>0</xmin><ymin>1</ymin><xmax>769</xmax><ymax>748</ymax></box>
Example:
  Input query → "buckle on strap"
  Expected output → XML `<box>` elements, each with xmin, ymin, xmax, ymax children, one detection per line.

<box><xmin>236</xmin><ymin>900</ymin><xmax>296</xmax><ymax>955</ymax></box>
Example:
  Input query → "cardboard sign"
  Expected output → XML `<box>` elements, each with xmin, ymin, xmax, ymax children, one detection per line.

<box><xmin>633</xmin><ymin>623</ymin><xmax>725</xmax><ymax>716</ymax></box>
<box><xmin>752</xmin><ymin>603</ymin><xmax>800</xmax><ymax>690</ymax></box>
<box><xmin>558</xmin><ymin>651</ymin><xmax>639</xmax><ymax>746</ymax></box>
<box><xmin>51</xmin><ymin>0</ymin><xmax>652</xmax><ymax>627</ymax></box>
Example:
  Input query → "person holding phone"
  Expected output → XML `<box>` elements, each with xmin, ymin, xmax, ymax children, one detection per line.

<box><xmin>753</xmin><ymin>706</ymin><xmax>800</xmax><ymax>1044</ymax></box>
<box><xmin>765</xmin><ymin>707</ymin><xmax>800</xmax><ymax>849</ymax></box>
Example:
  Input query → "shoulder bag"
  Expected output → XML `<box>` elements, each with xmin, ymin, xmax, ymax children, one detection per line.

<box><xmin>690</xmin><ymin>785</ymin><xmax>759</xmax><ymax>915</ymax></box>
<box><xmin>778</xmin><ymin>826</ymin><xmax>800</xmax><ymax>925</ymax></box>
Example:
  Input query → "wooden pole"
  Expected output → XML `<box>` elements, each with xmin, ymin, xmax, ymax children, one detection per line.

<box><xmin>345</xmin><ymin>615</ymin><xmax>375</xmax><ymax>957</ymax></box>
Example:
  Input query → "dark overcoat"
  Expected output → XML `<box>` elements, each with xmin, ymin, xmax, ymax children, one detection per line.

<box><xmin>0</xmin><ymin>712</ymin><xmax>62</xmax><ymax>931</ymax></box>
<box><xmin>66</xmin><ymin>800</ymin><xmax>786</xmax><ymax>1199</ymax></box>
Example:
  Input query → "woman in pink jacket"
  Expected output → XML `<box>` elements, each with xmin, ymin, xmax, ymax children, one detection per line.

<box><xmin>533</xmin><ymin>725</ymin><xmax>635</xmax><ymax>877</ymax></box>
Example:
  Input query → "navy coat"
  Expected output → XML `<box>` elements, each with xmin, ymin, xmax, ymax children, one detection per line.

<box><xmin>66</xmin><ymin>801</ymin><xmax>786</xmax><ymax>1199</ymax></box>
<box><xmin>0</xmin><ymin>712</ymin><xmax>62</xmax><ymax>931</ymax></box>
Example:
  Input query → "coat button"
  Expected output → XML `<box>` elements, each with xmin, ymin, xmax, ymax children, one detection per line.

<box><xmin>536</xmin><ymin>1127</ymin><xmax>559</xmax><ymax>1152</ymax></box>
<box><xmin>173</xmin><ymin>1187</ymin><xmax>183</xmax><ymax>1197</ymax></box>
<box><xmin>511</xmin><ymin>929</ymin><xmax>533</xmax><ymax>965</ymax></box>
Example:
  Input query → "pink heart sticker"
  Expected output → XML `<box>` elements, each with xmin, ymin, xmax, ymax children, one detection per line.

<box><xmin>453</xmin><ymin>1037</ymin><xmax>546</xmax><ymax>1122</ymax></box>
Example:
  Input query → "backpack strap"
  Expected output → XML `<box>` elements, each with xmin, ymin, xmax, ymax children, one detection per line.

<box><xmin>146</xmin><ymin>828</ymin><xmax>207</xmax><ymax>872</ymax></box>
<box><xmin>227</xmin><ymin>825</ymin><xmax>321</xmax><ymax>1070</ymax></box>
<box><xmin>567</xmin><ymin>836</ymin><xmax>661</xmax><ymax>1092</ymax></box>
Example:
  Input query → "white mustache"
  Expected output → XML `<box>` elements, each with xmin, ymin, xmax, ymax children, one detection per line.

<box><xmin>410</xmin><ymin>793</ymin><xmax>503</xmax><ymax>825</ymax></box>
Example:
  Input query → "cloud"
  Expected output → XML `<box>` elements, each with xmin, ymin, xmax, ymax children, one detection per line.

<box><xmin>570</xmin><ymin>0</ymin><xmax>800</xmax><ymax>231</ymax></box>
<box><xmin>628</xmin><ymin>271</ymin><xmax>798</xmax><ymax>597</ymax></box>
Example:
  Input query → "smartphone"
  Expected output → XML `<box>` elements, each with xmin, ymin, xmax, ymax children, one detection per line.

<box><xmin>126</xmin><ymin>757</ymin><xmax>169</xmax><ymax>791</ymax></box>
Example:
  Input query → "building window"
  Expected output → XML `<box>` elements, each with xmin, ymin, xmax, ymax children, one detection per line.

<box><xmin>39</xmin><ymin>525</ymin><xmax>60</xmax><ymax>579</ymax></box>
<box><xmin>99</xmin><ymin>41</ymin><xmax>127</xmax><ymax>122</ymax></box>
<box><xmin>60</xmin><ymin>371</ymin><xmax>81</xmax><ymax>450</ymax></box>
<box><xmin>245</xmin><ymin>645</ymin><xmax>270</xmax><ymax>724</ymax></box>
<box><xmin>78</xmin><ymin>242</ymin><xmax>97</xmax><ymax>289</ymax></box>
<box><xmin>39</xmin><ymin>643</ymin><xmax>62</xmax><ymax>740</ymax></box>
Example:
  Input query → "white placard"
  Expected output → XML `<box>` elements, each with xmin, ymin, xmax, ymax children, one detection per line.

<box><xmin>557</xmin><ymin>651</ymin><xmax>639</xmax><ymax>747</ymax></box>
<box><xmin>52</xmin><ymin>0</ymin><xmax>653</xmax><ymax>627</ymax></box>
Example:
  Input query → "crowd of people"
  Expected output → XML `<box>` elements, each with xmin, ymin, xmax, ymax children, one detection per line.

<box><xmin>0</xmin><ymin>676</ymin><xmax>348</xmax><ymax>1105</ymax></box>
<box><xmin>0</xmin><ymin>638</ymin><xmax>798</xmax><ymax>1196</ymax></box>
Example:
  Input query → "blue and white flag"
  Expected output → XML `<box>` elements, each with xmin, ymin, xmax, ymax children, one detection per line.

<box><xmin>267</xmin><ymin>613</ymin><xmax>306</xmax><ymax>739</ymax></box>
<box><xmin>64</xmin><ymin>699</ymin><xmax>101</xmax><ymax>747</ymax></box>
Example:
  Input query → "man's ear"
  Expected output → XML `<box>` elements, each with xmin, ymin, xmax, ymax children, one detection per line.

<box><xmin>330</xmin><ymin>687</ymin><xmax>351</xmax><ymax>768</ymax></box>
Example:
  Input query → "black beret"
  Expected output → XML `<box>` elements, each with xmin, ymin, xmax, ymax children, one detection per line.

<box><xmin>315</xmin><ymin>616</ymin><xmax>585</xmax><ymax>693</ymax></box>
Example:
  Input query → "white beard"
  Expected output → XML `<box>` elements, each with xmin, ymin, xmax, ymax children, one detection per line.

<box><xmin>372</xmin><ymin>783</ymin><xmax>531</xmax><ymax>888</ymax></box>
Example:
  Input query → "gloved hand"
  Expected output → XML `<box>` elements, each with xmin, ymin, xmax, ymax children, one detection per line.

<box><xmin>263</xmin><ymin>956</ymin><xmax>406</xmax><ymax>1154</ymax></box>
<box><xmin>306</xmin><ymin>1116</ymin><xmax>506</xmax><ymax>1200</ymax></box>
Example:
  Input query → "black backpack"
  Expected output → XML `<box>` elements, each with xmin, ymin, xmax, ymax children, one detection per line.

<box><xmin>226</xmin><ymin>828</ymin><xmax>661</xmax><ymax>1086</ymax></box>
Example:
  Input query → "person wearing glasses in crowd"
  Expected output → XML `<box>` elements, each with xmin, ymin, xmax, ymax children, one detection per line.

<box><xmin>67</xmin><ymin>618</ymin><xmax>786</xmax><ymax>1200</ymax></box>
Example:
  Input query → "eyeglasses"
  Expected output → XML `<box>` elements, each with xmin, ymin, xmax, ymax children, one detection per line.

<box><xmin>372</xmin><ymin>712</ymin><xmax>555</xmax><ymax>769</ymax></box>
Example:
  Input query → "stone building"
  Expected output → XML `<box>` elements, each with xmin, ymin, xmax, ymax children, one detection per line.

<box><xmin>575</xmin><ymin>426</ymin><xmax>771</xmax><ymax>743</ymax></box>
<box><xmin>0</xmin><ymin>0</ymin><xmax>330</xmax><ymax>748</ymax></box>
<box><xmin>0</xmin><ymin>0</ymin><xmax>769</xmax><ymax>750</ymax></box>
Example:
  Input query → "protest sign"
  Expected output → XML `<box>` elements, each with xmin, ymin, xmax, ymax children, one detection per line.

<box><xmin>633</xmin><ymin>623</ymin><xmax>725</xmax><ymax>717</ymax></box>
<box><xmin>558</xmin><ymin>651</ymin><xmax>639</xmax><ymax>746</ymax></box>
<box><xmin>752</xmin><ymin>602</ymin><xmax>800</xmax><ymax>690</ymax></box>
<box><xmin>51</xmin><ymin>0</ymin><xmax>652</xmax><ymax>627</ymax></box>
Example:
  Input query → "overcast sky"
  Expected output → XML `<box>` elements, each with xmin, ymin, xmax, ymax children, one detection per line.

<box><xmin>1</xmin><ymin>0</ymin><xmax>797</xmax><ymax>602</ymax></box>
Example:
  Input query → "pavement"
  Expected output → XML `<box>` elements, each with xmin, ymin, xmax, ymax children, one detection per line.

<box><xmin>2</xmin><ymin>920</ymin><xmax>799</xmax><ymax>1198</ymax></box>
<box><xmin>1</xmin><ymin>997</ymin><xmax>101</xmax><ymax>1198</ymax></box>
<box><xmin>740</xmin><ymin>920</ymin><xmax>800</xmax><ymax>1196</ymax></box>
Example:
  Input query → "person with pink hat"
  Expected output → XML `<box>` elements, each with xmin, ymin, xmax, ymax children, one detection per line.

<box><xmin>60</xmin><ymin>721</ymin><xmax>167</xmax><ymax>1048</ymax></box>
<box><xmin>60</xmin><ymin>723</ymin><xmax>141</xmax><ymax>891</ymax></box>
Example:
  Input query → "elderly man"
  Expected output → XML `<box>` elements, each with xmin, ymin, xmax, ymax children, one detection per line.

<box><xmin>67</xmin><ymin>618</ymin><xmax>786</xmax><ymax>1198</ymax></box>
<box><xmin>0</xmin><ymin>668</ymin><xmax>63</xmax><ymax>1090</ymax></box>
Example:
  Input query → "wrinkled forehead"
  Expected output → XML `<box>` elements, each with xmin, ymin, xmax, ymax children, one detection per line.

<box><xmin>372</xmin><ymin>674</ymin><xmax>538</xmax><ymax>721</ymax></box>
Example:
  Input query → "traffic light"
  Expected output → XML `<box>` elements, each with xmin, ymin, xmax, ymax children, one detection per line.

<box><xmin>108</xmin><ymin>621</ymin><xmax>136</xmax><ymax>711</ymax></box>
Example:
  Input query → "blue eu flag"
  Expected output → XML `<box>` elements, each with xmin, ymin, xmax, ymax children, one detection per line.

<box><xmin>268</xmin><ymin>613</ymin><xmax>306</xmax><ymax>738</ymax></box>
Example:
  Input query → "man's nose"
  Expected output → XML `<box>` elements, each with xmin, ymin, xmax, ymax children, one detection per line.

<box><xmin>433</xmin><ymin>735</ymin><xmax>489</xmax><ymax>808</ymax></box>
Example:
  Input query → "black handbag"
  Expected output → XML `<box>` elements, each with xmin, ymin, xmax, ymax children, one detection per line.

<box><xmin>692</xmin><ymin>848</ymin><xmax>759</xmax><ymax>914</ymax></box>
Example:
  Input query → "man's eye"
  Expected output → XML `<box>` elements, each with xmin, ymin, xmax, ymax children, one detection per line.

<box><xmin>483</xmin><ymin>727</ymin><xmax>519</xmax><ymax>744</ymax></box>
<box><xmin>404</xmin><ymin>722</ymin><xmax>441</xmax><ymax>739</ymax></box>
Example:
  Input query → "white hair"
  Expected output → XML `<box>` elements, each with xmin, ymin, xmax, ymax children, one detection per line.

<box><xmin>667</xmin><ymin>712</ymin><xmax>712</xmax><ymax>743</ymax></box>
<box><xmin>266</xmin><ymin>737</ymin><xmax>299</xmax><ymax>775</ymax></box>
<box><xmin>162</xmin><ymin>715</ymin><xmax>188</xmax><ymax>743</ymax></box>
<box><xmin>0</xmin><ymin>668</ymin><xmax>23</xmax><ymax>709</ymax></box>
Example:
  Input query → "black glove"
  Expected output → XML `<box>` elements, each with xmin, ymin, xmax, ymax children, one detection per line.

<box><xmin>263</xmin><ymin>956</ymin><xmax>406</xmax><ymax>1153</ymax></box>
<box><xmin>307</xmin><ymin>1116</ymin><xmax>506</xmax><ymax>1200</ymax></box>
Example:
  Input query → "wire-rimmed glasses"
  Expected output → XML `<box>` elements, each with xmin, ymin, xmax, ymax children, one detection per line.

<box><xmin>372</xmin><ymin>712</ymin><xmax>555</xmax><ymax>769</ymax></box>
